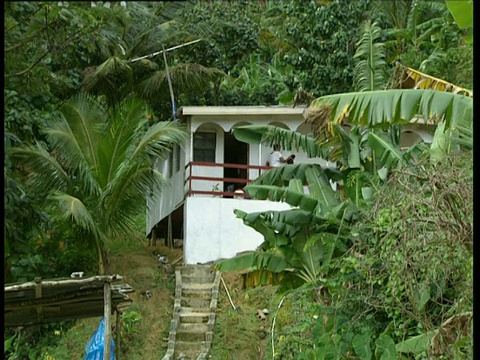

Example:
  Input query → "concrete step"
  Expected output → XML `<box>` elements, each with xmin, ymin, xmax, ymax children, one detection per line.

<box><xmin>180</xmin><ymin>297</ymin><xmax>211</xmax><ymax>308</ymax></box>
<box><xmin>174</xmin><ymin>347</ymin><xmax>198</xmax><ymax>360</ymax></box>
<box><xmin>179</xmin><ymin>310</ymin><xmax>211</xmax><ymax>323</ymax></box>
<box><xmin>175</xmin><ymin>340</ymin><xmax>205</xmax><ymax>352</ymax></box>
<box><xmin>176</xmin><ymin>323</ymin><xmax>208</xmax><ymax>342</ymax></box>
<box><xmin>177</xmin><ymin>322</ymin><xmax>209</xmax><ymax>334</ymax></box>
<box><xmin>179</xmin><ymin>306</ymin><xmax>210</xmax><ymax>313</ymax></box>
<box><xmin>178</xmin><ymin>265</ymin><xmax>215</xmax><ymax>278</ymax></box>
<box><xmin>182</xmin><ymin>286</ymin><xmax>212</xmax><ymax>299</ymax></box>
<box><xmin>182</xmin><ymin>283</ymin><xmax>214</xmax><ymax>291</ymax></box>
<box><xmin>181</xmin><ymin>275</ymin><xmax>216</xmax><ymax>284</ymax></box>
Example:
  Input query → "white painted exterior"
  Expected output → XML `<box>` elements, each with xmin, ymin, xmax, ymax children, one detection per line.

<box><xmin>184</xmin><ymin>197</ymin><xmax>291</xmax><ymax>264</ymax></box>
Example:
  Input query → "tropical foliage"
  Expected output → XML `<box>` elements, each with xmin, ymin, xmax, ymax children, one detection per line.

<box><xmin>9</xmin><ymin>93</ymin><xmax>186</xmax><ymax>274</ymax></box>
<box><xmin>215</xmin><ymin>87</ymin><xmax>472</xmax><ymax>357</ymax></box>
<box><xmin>4</xmin><ymin>0</ymin><xmax>473</xmax><ymax>358</ymax></box>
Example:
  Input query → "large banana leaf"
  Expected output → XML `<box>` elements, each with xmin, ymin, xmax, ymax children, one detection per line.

<box><xmin>353</xmin><ymin>20</ymin><xmax>386</xmax><ymax>92</ymax></box>
<box><xmin>232</xmin><ymin>125</ymin><xmax>325</xmax><ymax>158</ymax></box>
<box><xmin>446</xmin><ymin>0</ymin><xmax>473</xmax><ymax>44</ymax></box>
<box><xmin>291</xmin><ymin>231</ymin><xmax>338</xmax><ymax>284</ymax></box>
<box><xmin>309</xmin><ymin>89</ymin><xmax>473</xmax><ymax>129</ymax></box>
<box><xmin>236</xmin><ymin>209</ymin><xmax>313</xmax><ymax>246</ymax></box>
<box><xmin>367</xmin><ymin>131</ymin><xmax>405</xmax><ymax>169</ymax></box>
<box><xmin>250</xmin><ymin>163</ymin><xmax>340</xmax><ymax>187</ymax></box>
<box><xmin>304</xmin><ymin>166</ymin><xmax>341</xmax><ymax>210</ymax></box>
<box><xmin>216</xmin><ymin>208</ymin><xmax>343</xmax><ymax>285</ymax></box>
<box><xmin>245</xmin><ymin>170</ymin><xmax>341</xmax><ymax>219</ymax></box>
<box><xmin>214</xmin><ymin>251</ymin><xmax>290</xmax><ymax>273</ymax></box>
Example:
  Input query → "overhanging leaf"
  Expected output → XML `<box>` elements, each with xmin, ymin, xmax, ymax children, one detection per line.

<box><xmin>309</xmin><ymin>89</ymin><xmax>473</xmax><ymax>130</ymax></box>
<box><xmin>445</xmin><ymin>0</ymin><xmax>473</xmax><ymax>30</ymax></box>
<box><xmin>395</xmin><ymin>331</ymin><xmax>437</xmax><ymax>354</ymax></box>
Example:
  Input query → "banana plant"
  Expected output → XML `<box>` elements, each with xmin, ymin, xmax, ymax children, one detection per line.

<box><xmin>214</xmin><ymin>162</ymin><xmax>358</xmax><ymax>289</ymax></box>
<box><xmin>353</xmin><ymin>20</ymin><xmax>386</xmax><ymax>92</ymax></box>
<box><xmin>217</xmin><ymin>87</ymin><xmax>472</xmax><ymax>288</ymax></box>
<box><xmin>309</xmin><ymin>89</ymin><xmax>473</xmax><ymax>164</ymax></box>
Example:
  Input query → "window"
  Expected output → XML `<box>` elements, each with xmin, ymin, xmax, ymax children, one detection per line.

<box><xmin>193</xmin><ymin>132</ymin><xmax>216</xmax><ymax>162</ymax></box>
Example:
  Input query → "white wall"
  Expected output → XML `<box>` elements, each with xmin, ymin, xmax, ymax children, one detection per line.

<box><xmin>146</xmin><ymin>168</ymin><xmax>185</xmax><ymax>235</ymax></box>
<box><xmin>184</xmin><ymin>197</ymin><xmax>292</xmax><ymax>264</ymax></box>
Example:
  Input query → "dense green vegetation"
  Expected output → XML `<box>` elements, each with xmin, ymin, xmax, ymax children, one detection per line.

<box><xmin>4</xmin><ymin>0</ymin><xmax>472</xmax><ymax>359</ymax></box>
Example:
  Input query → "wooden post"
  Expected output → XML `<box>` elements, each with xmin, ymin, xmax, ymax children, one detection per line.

<box><xmin>151</xmin><ymin>226</ymin><xmax>157</xmax><ymax>247</ymax></box>
<box><xmin>34</xmin><ymin>277</ymin><xmax>44</xmax><ymax>323</ymax></box>
<box><xmin>167</xmin><ymin>214</ymin><xmax>173</xmax><ymax>249</ymax></box>
<box><xmin>115</xmin><ymin>309</ymin><xmax>121</xmax><ymax>360</ymax></box>
<box><xmin>103</xmin><ymin>281</ymin><xmax>112</xmax><ymax>360</ymax></box>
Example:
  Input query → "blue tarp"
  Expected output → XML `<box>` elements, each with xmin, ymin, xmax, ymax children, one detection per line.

<box><xmin>84</xmin><ymin>317</ymin><xmax>115</xmax><ymax>360</ymax></box>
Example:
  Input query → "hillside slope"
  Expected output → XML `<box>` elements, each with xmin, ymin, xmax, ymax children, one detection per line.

<box><xmin>48</xmin><ymin>240</ymin><xmax>277</xmax><ymax>359</ymax></box>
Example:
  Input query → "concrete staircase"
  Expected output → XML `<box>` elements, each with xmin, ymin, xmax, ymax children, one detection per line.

<box><xmin>162</xmin><ymin>265</ymin><xmax>221</xmax><ymax>360</ymax></box>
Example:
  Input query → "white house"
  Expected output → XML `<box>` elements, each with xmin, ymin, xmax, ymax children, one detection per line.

<box><xmin>146</xmin><ymin>105</ymin><xmax>434</xmax><ymax>265</ymax></box>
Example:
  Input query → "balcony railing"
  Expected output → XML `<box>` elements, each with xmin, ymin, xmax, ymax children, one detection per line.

<box><xmin>184</xmin><ymin>161</ymin><xmax>272</xmax><ymax>198</ymax></box>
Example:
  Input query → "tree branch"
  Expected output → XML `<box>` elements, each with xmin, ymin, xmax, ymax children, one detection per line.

<box><xmin>4</xmin><ymin>51</ymin><xmax>51</xmax><ymax>78</ymax></box>
<box><xmin>4</xmin><ymin>27</ymin><xmax>88</xmax><ymax>78</ymax></box>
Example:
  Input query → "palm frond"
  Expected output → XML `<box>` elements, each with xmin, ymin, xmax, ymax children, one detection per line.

<box><xmin>96</xmin><ymin>97</ymin><xmax>149</xmax><ymax>187</ymax></box>
<box><xmin>135</xmin><ymin>63</ymin><xmax>225</xmax><ymax>101</ymax></box>
<box><xmin>169</xmin><ymin>63</ymin><xmax>226</xmax><ymax>92</ymax></box>
<box><xmin>102</xmin><ymin>166</ymin><xmax>167</xmax><ymax>237</ymax></box>
<box><xmin>373</xmin><ymin>0</ymin><xmax>413</xmax><ymax>29</ymax></box>
<box><xmin>54</xmin><ymin>92</ymin><xmax>108</xmax><ymax>172</ymax></box>
<box><xmin>10</xmin><ymin>143</ymin><xmax>71</xmax><ymax>194</ymax></box>
<box><xmin>131</xmin><ymin>121</ymin><xmax>187</xmax><ymax>162</ymax></box>
<box><xmin>82</xmin><ymin>56</ymin><xmax>133</xmax><ymax>106</ymax></box>
<box><xmin>49</xmin><ymin>191</ymin><xmax>103</xmax><ymax>241</ymax></box>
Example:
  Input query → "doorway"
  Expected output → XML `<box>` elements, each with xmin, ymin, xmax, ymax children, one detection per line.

<box><xmin>223</xmin><ymin>132</ymin><xmax>248</xmax><ymax>193</ymax></box>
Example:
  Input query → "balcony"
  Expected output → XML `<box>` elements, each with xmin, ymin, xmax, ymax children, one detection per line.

<box><xmin>184</xmin><ymin>161</ymin><xmax>272</xmax><ymax>198</ymax></box>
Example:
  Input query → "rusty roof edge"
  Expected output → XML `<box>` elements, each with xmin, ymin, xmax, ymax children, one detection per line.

<box><xmin>5</xmin><ymin>275</ymin><xmax>127</xmax><ymax>292</ymax></box>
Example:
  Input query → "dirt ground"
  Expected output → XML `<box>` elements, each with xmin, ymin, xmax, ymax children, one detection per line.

<box><xmin>65</xmin><ymin>242</ymin><xmax>269</xmax><ymax>359</ymax></box>
<box><xmin>108</xmin><ymin>243</ymin><xmax>183</xmax><ymax>359</ymax></box>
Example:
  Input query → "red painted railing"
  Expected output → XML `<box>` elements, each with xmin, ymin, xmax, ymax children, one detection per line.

<box><xmin>184</xmin><ymin>161</ymin><xmax>272</xmax><ymax>198</ymax></box>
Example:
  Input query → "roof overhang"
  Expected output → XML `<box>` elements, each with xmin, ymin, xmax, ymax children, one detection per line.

<box><xmin>178</xmin><ymin>106</ymin><xmax>306</xmax><ymax>121</ymax></box>
<box><xmin>5</xmin><ymin>275</ymin><xmax>134</xmax><ymax>327</ymax></box>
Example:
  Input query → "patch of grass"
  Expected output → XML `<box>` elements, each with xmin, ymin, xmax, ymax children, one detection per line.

<box><xmin>210</xmin><ymin>273</ymin><xmax>279</xmax><ymax>360</ymax></box>
<box><xmin>45</xmin><ymin>242</ymin><xmax>178</xmax><ymax>360</ymax></box>
<box><xmin>47</xmin><ymin>317</ymin><xmax>100</xmax><ymax>359</ymax></box>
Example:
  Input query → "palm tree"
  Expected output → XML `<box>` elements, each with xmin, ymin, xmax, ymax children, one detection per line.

<box><xmin>10</xmin><ymin>92</ymin><xmax>187</xmax><ymax>274</ymax></box>
<box><xmin>81</xmin><ymin>2</ymin><xmax>225</xmax><ymax>110</ymax></box>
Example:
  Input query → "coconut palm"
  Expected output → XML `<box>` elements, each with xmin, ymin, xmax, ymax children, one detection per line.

<box><xmin>81</xmin><ymin>1</ymin><xmax>225</xmax><ymax>110</ymax></box>
<box><xmin>10</xmin><ymin>92</ymin><xmax>187</xmax><ymax>274</ymax></box>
